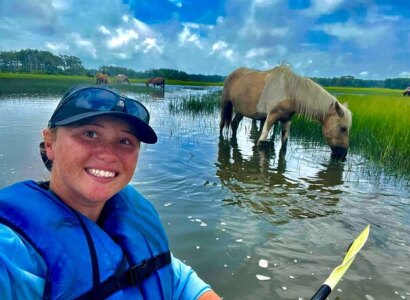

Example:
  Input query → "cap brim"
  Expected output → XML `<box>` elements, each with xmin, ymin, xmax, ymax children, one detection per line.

<box><xmin>53</xmin><ymin>111</ymin><xmax>158</xmax><ymax>144</ymax></box>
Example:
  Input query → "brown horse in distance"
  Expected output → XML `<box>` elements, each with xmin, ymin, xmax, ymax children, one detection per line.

<box><xmin>96</xmin><ymin>73</ymin><xmax>110</xmax><ymax>85</ymax></box>
<box><xmin>146</xmin><ymin>77</ymin><xmax>165</xmax><ymax>89</ymax></box>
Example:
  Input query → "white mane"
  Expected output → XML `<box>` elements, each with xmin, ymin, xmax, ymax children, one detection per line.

<box><xmin>271</xmin><ymin>66</ymin><xmax>350</xmax><ymax>123</ymax></box>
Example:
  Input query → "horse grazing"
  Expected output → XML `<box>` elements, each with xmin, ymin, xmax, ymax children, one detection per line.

<box><xmin>145</xmin><ymin>77</ymin><xmax>165</xmax><ymax>89</ymax></box>
<box><xmin>220</xmin><ymin>66</ymin><xmax>352</xmax><ymax>158</ymax></box>
<box><xmin>116</xmin><ymin>74</ymin><xmax>130</xmax><ymax>84</ymax></box>
<box><xmin>96</xmin><ymin>73</ymin><xmax>110</xmax><ymax>85</ymax></box>
<box><xmin>86</xmin><ymin>72</ymin><xmax>94</xmax><ymax>78</ymax></box>
<box><xmin>403</xmin><ymin>87</ymin><xmax>410</xmax><ymax>96</ymax></box>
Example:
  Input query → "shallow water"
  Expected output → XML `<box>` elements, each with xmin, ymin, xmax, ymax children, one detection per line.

<box><xmin>0</xmin><ymin>87</ymin><xmax>409</xmax><ymax>299</ymax></box>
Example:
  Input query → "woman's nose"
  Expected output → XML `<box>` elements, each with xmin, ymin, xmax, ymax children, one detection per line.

<box><xmin>96</xmin><ymin>142</ymin><xmax>118</xmax><ymax>162</ymax></box>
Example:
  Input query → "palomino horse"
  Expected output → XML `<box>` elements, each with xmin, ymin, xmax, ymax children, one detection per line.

<box><xmin>220</xmin><ymin>66</ymin><xmax>352</xmax><ymax>157</ymax></box>
<box><xmin>96</xmin><ymin>73</ymin><xmax>110</xmax><ymax>85</ymax></box>
<box><xmin>146</xmin><ymin>77</ymin><xmax>165</xmax><ymax>89</ymax></box>
<box><xmin>116</xmin><ymin>74</ymin><xmax>130</xmax><ymax>84</ymax></box>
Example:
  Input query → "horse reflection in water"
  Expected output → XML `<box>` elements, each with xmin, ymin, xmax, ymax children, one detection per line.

<box><xmin>216</xmin><ymin>122</ymin><xmax>345</xmax><ymax>223</ymax></box>
<box><xmin>220</xmin><ymin>65</ymin><xmax>352</xmax><ymax>158</ymax></box>
<box><xmin>150</xmin><ymin>89</ymin><xmax>165</xmax><ymax>99</ymax></box>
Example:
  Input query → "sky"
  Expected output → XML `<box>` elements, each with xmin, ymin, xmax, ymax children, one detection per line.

<box><xmin>1</xmin><ymin>0</ymin><xmax>409</xmax><ymax>79</ymax></box>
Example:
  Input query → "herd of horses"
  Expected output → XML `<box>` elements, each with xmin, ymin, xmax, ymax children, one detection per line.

<box><xmin>88</xmin><ymin>65</ymin><xmax>353</xmax><ymax>158</ymax></box>
<box><xmin>91</xmin><ymin>73</ymin><xmax>165</xmax><ymax>90</ymax></box>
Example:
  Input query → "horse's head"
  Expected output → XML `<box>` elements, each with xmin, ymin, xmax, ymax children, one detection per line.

<box><xmin>322</xmin><ymin>101</ymin><xmax>352</xmax><ymax>158</ymax></box>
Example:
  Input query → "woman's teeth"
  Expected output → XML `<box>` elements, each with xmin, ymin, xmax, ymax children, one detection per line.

<box><xmin>87</xmin><ymin>168</ymin><xmax>116</xmax><ymax>178</ymax></box>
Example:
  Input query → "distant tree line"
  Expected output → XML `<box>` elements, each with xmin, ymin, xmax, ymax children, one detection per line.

<box><xmin>0</xmin><ymin>49</ymin><xmax>85</xmax><ymax>75</ymax></box>
<box><xmin>311</xmin><ymin>75</ymin><xmax>410</xmax><ymax>90</ymax></box>
<box><xmin>98</xmin><ymin>65</ymin><xmax>225</xmax><ymax>83</ymax></box>
<box><xmin>1</xmin><ymin>49</ymin><xmax>410</xmax><ymax>88</ymax></box>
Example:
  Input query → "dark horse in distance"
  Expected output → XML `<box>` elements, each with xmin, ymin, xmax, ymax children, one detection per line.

<box><xmin>146</xmin><ymin>77</ymin><xmax>165</xmax><ymax>89</ymax></box>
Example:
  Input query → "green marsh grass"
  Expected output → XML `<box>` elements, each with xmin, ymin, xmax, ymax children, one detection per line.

<box><xmin>291</xmin><ymin>90</ymin><xmax>410</xmax><ymax>180</ymax></box>
<box><xmin>168</xmin><ymin>91</ymin><xmax>221</xmax><ymax>114</ymax></box>
<box><xmin>341</xmin><ymin>93</ymin><xmax>409</xmax><ymax>176</ymax></box>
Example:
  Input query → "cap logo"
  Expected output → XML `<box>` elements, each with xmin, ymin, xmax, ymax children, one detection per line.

<box><xmin>116</xmin><ymin>100</ymin><xmax>125</xmax><ymax>108</ymax></box>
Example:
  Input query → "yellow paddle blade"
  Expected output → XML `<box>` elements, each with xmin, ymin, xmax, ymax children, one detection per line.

<box><xmin>323</xmin><ymin>225</ymin><xmax>370</xmax><ymax>289</ymax></box>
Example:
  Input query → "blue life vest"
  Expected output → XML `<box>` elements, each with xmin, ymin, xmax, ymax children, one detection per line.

<box><xmin>0</xmin><ymin>180</ymin><xmax>173</xmax><ymax>299</ymax></box>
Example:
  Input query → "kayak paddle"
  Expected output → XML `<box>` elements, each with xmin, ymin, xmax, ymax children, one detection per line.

<box><xmin>311</xmin><ymin>224</ymin><xmax>370</xmax><ymax>300</ymax></box>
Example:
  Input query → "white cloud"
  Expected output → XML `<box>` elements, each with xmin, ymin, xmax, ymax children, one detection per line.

<box><xmin>107</xmin><ymin>28</ymin><xmax>139</xmax><ymax>49</ymax></box>
<box><xmin>132</xmin><ymin>19</ymin><xmax>152</xmax><ymax>36</ymax></box>
<box><xmin>168</xmin><ymin>0</ymin><xmax>182</xmax><ymax>8</ymax></box>
<box><xmin>46</xmin><ymin>41</ymin><xmax>69</xmax><ymax>52</ymax></box>
<box><xmin>303</xmin><ymin>0</ymin><xmax>343</xmax><ymax>16</ymax></box>
<box><xmin>211</xmin><ymin>40</ymin><xmax>228</xmax><ymax>53</ymax></box>
<box><xmin>98</xmin><ymin>26</ymin><xmax>111</xmax><ymax>35</ymax></box>
<box><xmin>141</xmin><ymin>37</ymin><xmax>163</xmax><ymax>54</ymax></box>
<box><xmin>224</xmin><ymin>49</ymin><xmax>235</xmax><ymax>61</ymax></box>
<box><xmin>209</xmin><ymin>40</ymin><xmax>235</xmax><ymax>62</ymax></box>
<box><xmin>360</xmin><ymin>71</ymin><xmax>369</xmax><ymax>77</ymax></box>
<box><xmin>399</xmin><ymin>72</ymin><xmax>410</xmax><ymax>78</ymax></box>
<box><xmin>51</xmin><ymin>0</ymin><xmax>69</xmax><ymax>10</ymax></box>
<box><xmin>246</xmin><ymin>48</ymin><xmax>269</xmax><ymax>58</ymax></box>
<box><xmin>178</xmin><ymin>25</ymin><xmax>202</xmax><ymax>48</ymax></box>
<box><xmin>319</xmin><ymin>21</ymin><xmax>388</xmax><ymax>47</ymax></box>
<box><xmin>113</xmin><ymin>52</ymin><xmax>128</xmax><ymax>59</ymax></box>
<box><xmin>71</xmin><ymin>33</ymin><xmax>97</xmax><ymax>58</ymax></box>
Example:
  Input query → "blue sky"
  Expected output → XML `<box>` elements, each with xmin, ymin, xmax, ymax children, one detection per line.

<box><xmin>1</xmin><ymin>0</ymin><xmax>409</xmax><ymax>79</ymax></box>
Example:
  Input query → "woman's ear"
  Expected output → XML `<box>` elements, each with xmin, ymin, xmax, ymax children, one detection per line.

<box><xmin>42</xmin><ymin>128</ymin><xmax>55</xmax><ymax>160</ymax></box>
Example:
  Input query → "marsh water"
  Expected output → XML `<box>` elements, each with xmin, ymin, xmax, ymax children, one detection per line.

<box><xmin>0</xmin><ymin>86</ymin><xmax>409</xmax><ymax>299</ymax></box>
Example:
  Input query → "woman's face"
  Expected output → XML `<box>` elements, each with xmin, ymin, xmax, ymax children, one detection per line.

<box><xmin>43</xmin><ymin>115</ymin><xmax>140</xmax><ymax>219</ymax></box>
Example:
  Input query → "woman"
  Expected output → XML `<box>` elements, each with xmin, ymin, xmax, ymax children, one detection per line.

<box><xmin>0</xmin><ymin>85</ymin><xmax>220</xmax><ymax>299</ymax></box>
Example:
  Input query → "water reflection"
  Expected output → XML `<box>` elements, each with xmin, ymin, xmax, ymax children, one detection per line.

<box><xmin>216</xmin><ymin>123</ymin><xmax>346</xmax><ymax>223</ymax></box>
<box><xmin>305</xmin><ymin>157</ymin><xmax>345</xmax><ymax>192</ymax></box>
<box><xmin>150</xmin><ymin>89</ymin><xmax>165</xmax><ymax>99</ymax></box>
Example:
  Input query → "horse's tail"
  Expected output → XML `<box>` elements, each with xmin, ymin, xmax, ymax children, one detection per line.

<box><xmin>220</xmin><ymin>79</ymin><xmax>233</xmax><ymax>135</ymax></box>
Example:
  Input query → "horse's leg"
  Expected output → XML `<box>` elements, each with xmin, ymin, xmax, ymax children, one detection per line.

<box><xmin>281</xmin><ymin>120</ymin><xmax>291</xmax><ymax>146</ymax></box>
<box><xmin>219</xmin><ymin>108</ymin><xmax>226</xmax><ymax>136</ymax></box>
<box><xmin>258</xmin><ymin>112</ymin><xmax>278</xmax><ymax>144</ymax></box>
<box><xmin>219</xmin><ymin>98</ymin><xmax>233</xmax><ymax>136</ymax></box>
<box><xmin>231</xmin><ymin>113</ymin><xmax>243</xmax><ymax>138</ymax></box>
<box><xmin>259</xmin><ymin>118</ymin><xmax>266</xmax><ymax>131</ymax></box>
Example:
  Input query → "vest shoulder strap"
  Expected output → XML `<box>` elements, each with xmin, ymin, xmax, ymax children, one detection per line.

<box><xmin>75</xmin><ymin>251</ymin><xmax>172</xmax><ymax>300</ymax></box>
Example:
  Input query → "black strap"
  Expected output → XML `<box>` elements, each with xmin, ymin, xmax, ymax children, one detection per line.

<box><xmin>75</xmin><ymin>251</ymin><xmax>172</xmax><ymax>300</ymax></box>
<box><xmin>126</xmin><ymin>251</ymin><xmax>171</xmax><ymax>286</ymax></box>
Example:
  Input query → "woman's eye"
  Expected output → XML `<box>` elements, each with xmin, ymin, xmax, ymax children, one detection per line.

<box><xmin>83</xmin><ymin>130</ymin><xmax>98</xmax><ymax>138</ymax></box>
<box><xmin>120</xmin><ymin>139</ymin><xmax>131</xmax><ymax>145</ymax></box>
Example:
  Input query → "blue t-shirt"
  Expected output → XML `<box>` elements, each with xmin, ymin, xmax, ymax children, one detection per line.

<box><xmin>0</xmin><ymin>224</ymin><xmax>210</xmax><ymax>299</ymax></box>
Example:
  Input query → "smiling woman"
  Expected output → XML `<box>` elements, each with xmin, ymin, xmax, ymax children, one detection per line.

<box><xmin>0</xmin><ymin>85</ymin><xmax>221</xmax><ymax>299</ymax></box>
